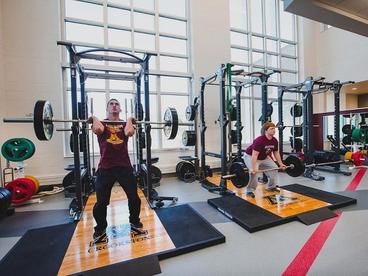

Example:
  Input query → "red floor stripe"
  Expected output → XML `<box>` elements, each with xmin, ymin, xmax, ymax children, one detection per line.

<box><xmin>345</xmin><ymin>168</ymin><xmax>367</xmax><ymax>192</ymax></box>
<box><xmin>282</xmin><ymin>169</ymin><xmax>367</xmax><ymax>276</ymax></box>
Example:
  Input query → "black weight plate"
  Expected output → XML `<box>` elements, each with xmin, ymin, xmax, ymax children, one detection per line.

<box><xmin>230</xmin><ymin>130</ymin><xmax>242</xmax><ymax>144</ymax></box>
<box><xmin>63</xmin><ymin>171</ymin><xmax>75</xmax><ymax>192</ymax></box>
<box><xmin>230</xmin><ymin>105</ymin><xmax>237</xmax><ymax>121</ymax></box>
<box><xmin>342</xmin><ymin>124</ymin><xmax>354</xmax><ymax>135</ymax></box>
<box><xmin>176</xmin><ymin>161</ymin><xmax>184</xmax><ymax>175</ymax></box>
<box><xmin>185</xmin><ymin>105</ymin><xmax>196</xmax><ymax>121</ymax></box>
<box><xmin>342</xmin><ymin>135</ymin><xmax>352</xmax><ymax>145</ymax></box>
<box><xmin>151</xmin><ymin>165</ymin><xmax>162</xmax><ymax>184</ymax></box>
<box><xmin>290</xmin><ymin>137</ymin><xmax>303</xmax><ymax>150</ymax></box>
<box><xmin>178</xmin><ymin>161</ymin><xmax>195</xmax><ymax>182</ymax></box>
<box><xmin>284</xmin><ymin>155</ymin><xmax>305</xmax><ymax>177</ymax></box>
<box><xmin>69</xmin><ymin>133</ymin><xmax>85</xmax><ymax>153</ymax></box>
<box><xmin>163</xmin><ymin>107</ymin><xmax>179</xmax><ymax>140</ymax></box>
<box><xmin>290</xmin><ymin>104</ymin><xmax>302</xmax><ymax>117</ymax></box>
<box><xmin>135</xmin><ymin>102</ymin><xmax>144</xmax><ymax>121</ymax></box>
<box><xmin>291</xmin><ymin>126</ymin><xmax>303</xmax><ymax>137</ymax></box>
<box><xmin>205</xmin><ymin>165</ymin><xmax>213</xmax><ymax>177</ymax></box>
<box><xmin>229</xmin><ymin>162</ymin><xmax>249</xmax><ymax>188</ymax></box>
<box><xmin>33</xmin><ymin>100</ymin><xmax>54</xmax><ymax>141</ymax></box>
<box><xmin>182</xmin><ymin>130</ymin><xmax>196</xmax><ymax>146</ymax></box>
<box><xmin>266</xmin><ymin>103</ymin><xmax>273</xmax><ymax>117</ymax></box>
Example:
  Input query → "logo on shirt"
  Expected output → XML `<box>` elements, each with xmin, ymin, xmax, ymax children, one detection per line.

<box><xmin>106</xmin><ymin>124</ymin><xmax>124</xmax><ymax>145</ymax></box>
<box><xmin>264</xmin><ymin>145</ymin><xmax>275</xmax><ymax>155</ymax></box>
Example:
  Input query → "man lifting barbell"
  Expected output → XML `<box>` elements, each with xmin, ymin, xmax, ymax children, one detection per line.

<box><xmin>89</xmin><ymin>98</ymin><xmax>142</xmax><ymax>244</ymax></box>
<box><xmin>243</xmin><ymin>122</ymin><xmax>287</xmax><ymax>198</ymax></box>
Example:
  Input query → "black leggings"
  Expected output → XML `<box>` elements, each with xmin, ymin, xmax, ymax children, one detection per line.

<box><xmin>93</xmin><ymin>166</ymin><xmax>141</xmax><ymax>232</ymax></box>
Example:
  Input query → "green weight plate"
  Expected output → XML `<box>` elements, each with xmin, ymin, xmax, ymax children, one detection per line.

<box><xmin>1</xmin><ymin>138</ymin><xmax>35</xmax><ymax>162</ymax></box>
<box><xmin>351</xmin><ymin>128</ymin><xmax>363</xmax><ymax>142</ymax></box>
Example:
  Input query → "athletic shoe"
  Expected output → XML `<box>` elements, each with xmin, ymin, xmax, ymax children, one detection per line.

<box><xmin>246</xmin><ymin>191</ymin><xmax>255</xmax><ymax>198</ymax></box>
<box><xmin>266</xmin><ymin>187</ymin><xmax>280</xmax><ymax>193</ymax></box>
<box><xmin>93</xmin><ymin>229</ymin><xmax>107</xmax><ymax>244</ymax></box>
<box><xmin>130</xmin><ymin>221</ymin><xmax>143</xmax><ymax>231</ymax></box>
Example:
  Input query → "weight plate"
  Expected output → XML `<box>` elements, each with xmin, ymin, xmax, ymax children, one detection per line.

<box><xmin>151</xmin><ymin>165</ymin><xmax>162</xmax><ymax>184</ymax></box>
<box><xmin>25</xmin><ymin>175</ymin><xmax>40</xmax><ymax>193</ymax></box>
<box><xmin>352</xmin><ymin>151</ymin><xmax>364</xmax><ymax>166</ymax></box>
<box><xmin>352</xmin><ymin>128</ymin><xmax>363</xmax><ymax>142</ymax></box>
<box><xmin>62</xmin><ymin>171</ymin><xmax>75</xmax><ymax>189</ymax></box>
<box><xmin>5</xmin><ymin>178</ymin><xmax>36</xmax><ymax>204</ymax></box>
<box><xmin>344</xmin><ymin>151</ymin><xmax>353</xmax><ymax>161</ymax></box>
<box><xmin>284</xmin><ymin>155</ymin><xmax>305</xmax><ymax>177</ymax></box>
<box><xmin>205</xmin><ymin>165</ymin><xmax>213</xmax><ymax>177</ymax></box>
<box><xmin>163</xmin><ymin>107</ymin><xmax>178</xmax><ymax>140</ymax></box>
<box><xmin>34</xmin><ymin>100</ymin><xmax>54</xmax><ymax>141</ymax></box>
<box><xmin>135</xmin><ymin>102</ymin><xmax>144</xmax><ymax>121</ymax></box>
<box><xmin>1</xmin><ymin>138</ymin><xmax>36</xmax><ymax>162</ymax></box>
<box><xmin>178</xmin><ymin>161</ymin><xmax>195</xmax><ymax>182</ymax></box>
<box><xmin>290</xmin><ymin>125</ymin><xmax>303</xmax><ymax>137</ymax></box>
<box><xmin>342</xmin><ymin>124</ymin><xmax>354</xmax><ymax>135</ymax></box>
<box><xmin>185</xmin><ymin>105</ymin><xmax>196</xmax><ymax>121</ymax></box>
<box><xmin>266</xmin><ymin>103</ymin><xmax>273</xmax><ymax>117</ymax></box>
<box><xmin>290</xmin><ymin>137</ymin><xmax>303</xmax><ymax>151</ymax></box>
<box><xmin>229</xmin><ymin>162</ymin><xmax>249</xmax><ymax>188</ymax></box>
<box><xmin>229</xmin><ymin>105</ymin><xmax>237</xmax><ymax>121</ymax></box>
<box><xmin>182</xmin><ymin>130</ymin><xmax>196</xmax><ymax>146</ymax></box>
<box><xmin>69</xmin><ymin>133</ymin><xmax>85</xmax><ymax>153</ymax></box>
<box><xmin>230</xmin><ymin>130</ymin><xmax>242</xmax><ymax>144</ymax></box>
<box><xmin>176</xmin><ymin>161</ymin><xmax>184</xmax><ymax>175</ymax></box>
<box><xmin>290</xmin><ymin>104</ymin><xmax>302</xmax><ymax>117</ymax></box>
<box><xmin>342</xmin><ymin>136</ymin><xmax>352</xmax><ymax>145</ymax></box>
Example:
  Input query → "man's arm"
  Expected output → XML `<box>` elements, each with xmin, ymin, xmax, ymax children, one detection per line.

<box><xmin>273</xmin><ymin>150</ymin><xmax>286</xmax><ymax>169</ymax></box>
<box><xmin>124</xmin><ymin>117</ymin><xmax>136</xmax><ymax>137</ymax></box>
<box><xmin>251</xmin><ymin>150</ymin><xmax>260</xmax><ymax>174</ymax></box>
<box><xmin>88</xmin><ymin>116</ymin><xmax>104</xmax><ymax>135</ymax></box>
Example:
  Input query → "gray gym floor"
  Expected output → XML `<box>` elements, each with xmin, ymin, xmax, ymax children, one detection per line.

<box><xmin>1</xmin><ymin>168</ymin><xmax>367</xmax><ymax>275</ymax></box>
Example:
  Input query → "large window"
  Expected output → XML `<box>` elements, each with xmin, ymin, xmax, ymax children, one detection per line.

<box><xmin>61</xmin><ymin>0</ymin><xmax>191</xmax><ymax>152</ymax></box>
<box><xmin>229</xmin><ymin>0</ymin><xmax>299</xmax><ymax>143</ymax></box>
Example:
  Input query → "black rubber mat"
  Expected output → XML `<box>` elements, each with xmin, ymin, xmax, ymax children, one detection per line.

<box><xmin>282</xmin><ymin>184</ymin><xmax>357</xmax><ymax>208</ymax></box>
<box><xmin>73</xmin><ymin>255</ymin><xmax>161</xmax><ymax>276</ymax></box>
<box><xmin>0</xmin><ymin>223</ymin><xmax>76</xmax><ymax>276</ymax></box>
<box><xmin>207</xmin><ymin>184</ymin><xmax>357</xmax><ymax>233</ymax></box>
<box><xmin>0</xmin><ymin>209</ymin><xmax>72</xmax><ymax>237</ymax></box>
<box><xmin>207</xmin><ymin>195</ymin><xmax>287</xmax><ymax>233</ymax></box>
<box><xmin>297</xmin><ymin>207</ymin><xmax>337</xmax><ymax>225</ymax></box>
<box><xmin>155</xmin><ymin>204</ymin><xmax>225</xmax><ymax>259</ymax></box>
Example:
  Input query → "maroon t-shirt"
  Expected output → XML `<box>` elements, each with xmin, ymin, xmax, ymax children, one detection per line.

<box><xmin>245</xmin><ymin>135</ymin><xmax>278</xmax><ymax>160</ymax></box>
<box><xmin>97</xmin><ymin>121</ymin><xmax>132</xmax><ymax>169</ymax></box>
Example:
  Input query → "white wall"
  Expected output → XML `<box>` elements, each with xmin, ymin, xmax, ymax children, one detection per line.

<box><xmin>1</xmin><ymin>0</ymin><xmax>67</xmax><ymax>185</ymax></box>
<box><xmin>299</xmin><ymin>17</ymin><xmax>368</xmax><ymax>112</ymax></box>
<box><xmin>190</xmin><ymin>0</ymin><xmax>231</xmax><ymax>165</ymax></box>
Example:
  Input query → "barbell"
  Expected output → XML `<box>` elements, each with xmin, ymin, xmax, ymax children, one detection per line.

<box><xmin>223</xmin><ymin>155</ymin><xmax>348</xmax><ymax>188</ymax></box>
<box><xmin>3</xmin><ymin>101</ymin><xmax>193</xmax><ymax>141</ymax></box>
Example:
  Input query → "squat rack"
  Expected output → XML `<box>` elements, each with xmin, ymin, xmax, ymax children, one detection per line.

<box><xmin>58</xmin><ymin>41</ymin><xmax>177</xmax><ymax>218</ymax></box>
<box><xmin>278</xmin><ymin>76</ymin><xmax>352</xmax><ymax>181</ymax></box>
